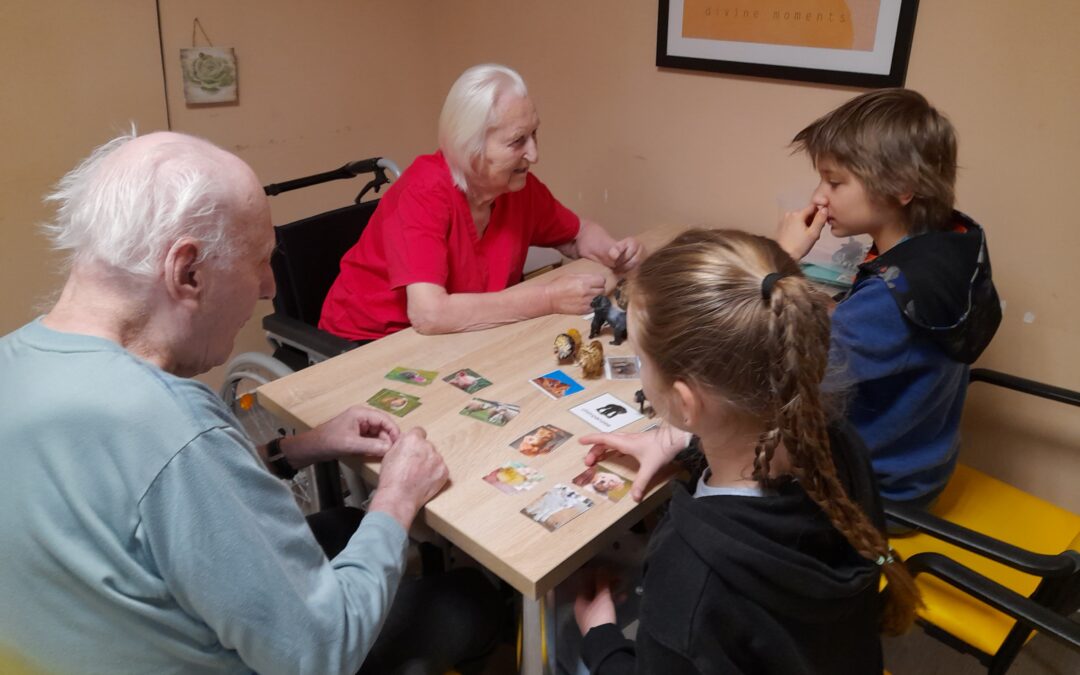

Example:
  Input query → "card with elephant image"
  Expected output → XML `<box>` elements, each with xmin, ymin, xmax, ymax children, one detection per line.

<box><xmin>569</xmin><ymin>393</ymin><xmax>643</xmax><ymax>432</ymax></box>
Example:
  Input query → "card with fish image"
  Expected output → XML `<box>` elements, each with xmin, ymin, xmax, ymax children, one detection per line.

<box><xmin>385</xmin><ymin>366</ymin><xmax>438</xmax><ymax>386</ymax></box>
<box><xmin>367</xmin><ymin>388</ymin><xmax>421</xmax><ymax>417</ymax></box>
<box><xmin>459</xmin><ymin>398</ymin><xmax>520</xmax><ymax>426</ymax></box>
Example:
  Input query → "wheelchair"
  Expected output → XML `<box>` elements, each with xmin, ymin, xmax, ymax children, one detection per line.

<box><xmin>219</xmin><ymin>157</ymin><xmax>401</xmax><ymax>515</ymax></box>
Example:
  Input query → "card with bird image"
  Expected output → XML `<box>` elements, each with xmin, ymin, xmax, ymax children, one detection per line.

<box><xmin>367</xmin><ymin>388</ymin><xmax>421</xmax><ymax>417</ymax></box>
<box><xmin>443</xmin><ymin>368</ymin><xmax>492</xmax><ymax>394</ymax></box>
<box><xmin>460</xmin><ymin>398</ymin><xmax>520</xmax><ymax>426</ymax></box>
<box><xmin>529</xmin><ymin>369</ymin><xmax>584</xmax><ymax>400</ymax></box>
<box><xmin>482</xmin><ymin>461</ymin><xmax>545</xmax><ymax>495</ymax></box>
<box><xmin>385</xmin><ymin>366</ymin><xmax>438</xmax><ymax>386</ymax></box>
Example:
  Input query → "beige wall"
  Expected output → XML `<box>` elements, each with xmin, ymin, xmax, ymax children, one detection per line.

<box><xmin>1</xmin><ymin>1</ymin><xmax>168</xmax><ymax>328</ymax></box>
<box><xmin>3</xmin><ymin>1</ymin><xmax>1077</xmax><ymax>510</ymax></box>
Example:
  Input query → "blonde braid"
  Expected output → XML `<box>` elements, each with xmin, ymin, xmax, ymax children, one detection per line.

<box><xmin>769</xmin><ymin>278</ymin><xmax>921</xmax><ymax>635</ymax></box>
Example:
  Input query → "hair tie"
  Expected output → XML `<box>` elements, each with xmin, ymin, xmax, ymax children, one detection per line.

<box><xmin>875</xmin><ymin>551</ymin><xmax>896</xmax><ymax>566</ymax></box>
<box><xmin>761</xmin><ymin>272</ymin><xmax>784</xmax><ymax>302</ymax></box>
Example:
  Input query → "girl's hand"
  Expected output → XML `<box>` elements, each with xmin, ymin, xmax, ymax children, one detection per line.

<box><xmin>579</xmin><ymin>422</ymin><xmax>692</xmax><ymax>501</ymax></box>
<box><xmin>574</xmin><ymin>567</ymin><xmax>618</xmax><ymax>636</ymax></box>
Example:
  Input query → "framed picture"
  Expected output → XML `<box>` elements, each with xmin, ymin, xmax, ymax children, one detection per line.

<box><xmin>657</xmin><ymin>0</ymin><xmax>919</xmax><ymax>88</ymax></box>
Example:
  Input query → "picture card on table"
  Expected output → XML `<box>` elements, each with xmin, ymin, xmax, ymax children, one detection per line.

<box><xmin>521</xmin><ymin>484</ymin><xmax>594</xmax><ymax>532</ymax></box>
<box><xmin>569</xmin><ymin>393</ymin><xmax>643</xmax><ymax>432</ymax></box>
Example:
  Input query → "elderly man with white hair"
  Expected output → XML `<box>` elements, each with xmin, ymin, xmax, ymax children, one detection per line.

<box><xmin>320</xmin><ymin>63</ymin><xmax>643</xmax><ymax>341</ymax></box>
<box><xmin>0</xmin><ymin>131</ymin><xmax>499</xmax><ymax>674</ymax></box>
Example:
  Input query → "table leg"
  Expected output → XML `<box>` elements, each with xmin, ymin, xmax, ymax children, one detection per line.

<box><xmin>519</xmin><ymin>590</ymin><xmax>557</xmax><ymax>675</ymax></box>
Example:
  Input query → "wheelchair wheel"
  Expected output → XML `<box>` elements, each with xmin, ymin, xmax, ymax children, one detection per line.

<box><xmin>219</xmin><ymin>352</ymin><xmax>323</xmax><ymax>515</ymax></box>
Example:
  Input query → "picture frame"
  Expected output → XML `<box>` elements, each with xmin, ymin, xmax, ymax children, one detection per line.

<box><xmin>657</xmin><ymin>0</ymin><xmax>919</xmax><ymax>88</ymax></box>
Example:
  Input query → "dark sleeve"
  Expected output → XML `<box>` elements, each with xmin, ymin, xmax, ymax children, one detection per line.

<box><xmin>581</xmin><ymin>624</ymin><xmax>635</xmax><ymax>674</ymax></box>
<box><xmin>581</xmin><ymin>624</ymin><xmax>702</xmax><ymax>675</ymax></box>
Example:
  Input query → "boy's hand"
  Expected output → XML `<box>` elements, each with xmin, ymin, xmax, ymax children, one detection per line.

<box><xmin>776</xmin><ymin>204</ymin><xmax>829</xmax><ymax>260</ymax></box>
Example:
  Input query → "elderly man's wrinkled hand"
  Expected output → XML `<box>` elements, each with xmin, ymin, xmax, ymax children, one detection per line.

<box><xmin>370</xmin><ymin>428</ymin><xmax>448</xmax><ymax>530</ymax></box>
<box><xmin>608</xmin><ymin>236</ymin><xmax>644</xmax><ymax>274</ymax></box>
<box><xmin>284</xmin><ymin>406</ymin><xmax>400</xmax><ymax>467</ymax></box>
<box><xmin>546</xmin><ymin>273</ymin><xmax>607</xmax><ymax>315</ymax></box>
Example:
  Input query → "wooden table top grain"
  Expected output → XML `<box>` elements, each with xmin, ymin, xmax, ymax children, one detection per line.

<box><xmin>257</xmin><ymin>226</ymin><xmax>683</xmax><ymax>598</ymax></box>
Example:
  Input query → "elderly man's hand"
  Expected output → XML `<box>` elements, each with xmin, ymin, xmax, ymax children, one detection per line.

<box><xmin>281</xmin><ymin>406</ymin><xmax>400</xmax><ymax>468</ymax></box>
<box><xmin>369</xmin><ymin>428</ymin><xmax>448</xmax><ymax>530</ymax></box>
<box><xmin>545</xmin><ymin>273</ymin><xmax>607</xmax><ymax>315</ymax></box>
<box><xmin>776</xmin><ymin>204</ymin><xmax>829</xmax><ymax>261</ymax></box>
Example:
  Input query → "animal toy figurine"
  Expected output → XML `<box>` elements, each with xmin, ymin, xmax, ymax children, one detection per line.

<box><xmin>634</xmin><ymin>389</ymin><xmax>654</xmax><ymax>417</ymax></box>
<box><xmin>612</xmin><ymin>278</ymin><xmax>629</xmax><ymax>311</ymax></box>
<box><xmin>589</xmin><ymin>295</ymin><xmax>628</xmax><ymax>346</ymax></box>
<box><xmin>553</xmin><ymin>328</ymin><xmax>584</xmax><ymax>361</ymax></box>
<box><xmin>577</xmin><ymin>340</ymin><xmax>604</xmax><ymax>379</ymax></box>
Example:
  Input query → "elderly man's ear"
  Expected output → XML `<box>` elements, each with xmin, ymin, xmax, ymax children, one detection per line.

<box><xmin>164</xmin><ymin>238</ymin><xmax>204</xmax><ymax>303</ymax></box>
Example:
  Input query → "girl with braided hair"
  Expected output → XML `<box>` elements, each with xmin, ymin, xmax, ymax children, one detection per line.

<box><xmin>573</xmin><ymin>229</ymin><xmax>919</xmax><ymax>674</ymax></box>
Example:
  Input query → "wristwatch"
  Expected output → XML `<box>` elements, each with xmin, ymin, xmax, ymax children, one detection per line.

<box><xmin>265</xmin><ymin>437</ymin><xmax>299</xmax><ymax>481</ymax></box>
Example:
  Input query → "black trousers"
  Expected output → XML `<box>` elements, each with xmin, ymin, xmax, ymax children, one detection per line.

<box><xmin>307</xmin><ymin>508</ymin><xmax>503</xmax><ymax>675</ymax></box>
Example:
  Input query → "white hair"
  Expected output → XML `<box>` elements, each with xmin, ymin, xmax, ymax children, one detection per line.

<box><xmin>42</xmin><ymin>129</ymin><xmax>241</xmax><ymax>276</ymax></box>
<box><xmin>438</xmin><ymin>64</ymin><xmax>529</xmax><ymax>191</ymax></box>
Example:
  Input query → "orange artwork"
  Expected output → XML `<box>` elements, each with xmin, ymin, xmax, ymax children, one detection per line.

<box><xmin>681</xmin><ymin>0</ymin><xmax>880</xmax><ymax>51</ymax></box>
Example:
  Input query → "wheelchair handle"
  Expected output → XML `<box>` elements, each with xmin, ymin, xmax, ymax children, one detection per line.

<box><xmin>263</xmin><ymin>157</ymin><xmax>401</xmax><ymax>197</ymax></box>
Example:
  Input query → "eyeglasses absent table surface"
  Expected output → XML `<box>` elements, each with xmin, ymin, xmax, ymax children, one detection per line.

<box><xmin>256</xmin><ymin>226</ymin><xmax>681</xmax><ymax>675</ymax></box>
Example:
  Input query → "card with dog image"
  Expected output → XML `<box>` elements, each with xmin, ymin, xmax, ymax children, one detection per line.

<box><xmin>569</xmin><ymin>393</ymin><xmax>643</xmax><ymax>432</ymax></box>
<box><xmin>367</xmin><ymin>388</ymin><xmax>421</xmax><ymax>417</ymax></box>
<box><xmin>510</xmin><ymin>424</ymin><xmax>572</xmax><ymax>456</ymax></box>
<box><xmin>571</xmin><ymin>464</ymin><xmax>633</xmax><ymax>503</ymax></box>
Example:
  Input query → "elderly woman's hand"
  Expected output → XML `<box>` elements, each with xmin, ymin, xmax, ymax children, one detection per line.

<box><xmin>608</xmin><ymin>236</ymin><xmax>644</xmax><ymax>274</ymax></box>
<box><xmin>545</xmin><ymin>273</ymin><xmax>607</xmax><ymax>315</ymax></box>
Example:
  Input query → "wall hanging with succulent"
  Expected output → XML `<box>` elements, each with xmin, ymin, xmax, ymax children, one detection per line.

<box><xmin>180</xmin><ymin>19</ymin><xmax>238</xmax><ymax>105</ymax></box>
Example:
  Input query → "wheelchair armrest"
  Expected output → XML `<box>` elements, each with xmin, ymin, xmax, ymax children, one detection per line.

<box><xmin>261</xmin><ymin>313</ymin><xmax>356</xmax><ymax>361</ymax></box>
<box><xmin>886</xmin><ymin>502</ymin><xmax>1080</xmax><ymax>578</ymax></box>
<box><xmin>906</xmin><ymin>552</ymin><xmax>1080</xmax><ymax>650</ymax></box>
<box><xmin>970</xmin><ymin>368</ymin><xmax>1080</xmax><ymax>407</ymax></box>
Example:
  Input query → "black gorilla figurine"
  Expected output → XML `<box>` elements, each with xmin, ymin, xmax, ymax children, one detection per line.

<box><xmin>589</xmin><ymin>295</ymin><xmax>627</xmax><ymax>345</ymax></box>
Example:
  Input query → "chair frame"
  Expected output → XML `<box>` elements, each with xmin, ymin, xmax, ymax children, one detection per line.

<box><xmin>885</xmin><ymin>368</ymin><xmax>1080</xmax><ymax>673</ymax></box>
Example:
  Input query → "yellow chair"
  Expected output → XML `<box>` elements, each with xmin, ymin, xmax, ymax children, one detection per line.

<box><xmin>885</xmin><ymin>368</ymin><xmax>1080</xmax><ymax>674</ymax></box>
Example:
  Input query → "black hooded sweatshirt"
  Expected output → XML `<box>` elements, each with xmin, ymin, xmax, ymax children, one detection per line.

<box><xmin>581</xmin><ymin>422</ymin><xmax>886</xmax><ymax>674</ymax></box>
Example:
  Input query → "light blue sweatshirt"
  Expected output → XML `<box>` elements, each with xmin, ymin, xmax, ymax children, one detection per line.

<box><xmin>0</xmin><ymin>319</ymin><xmax>407</xmax><ymax>674</ymax></box>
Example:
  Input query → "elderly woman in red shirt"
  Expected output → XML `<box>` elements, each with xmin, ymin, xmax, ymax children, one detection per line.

<box><xmin>319</xmin><ymin>64</ymin><xmax>642</xmax><ymax>341</ymax></box>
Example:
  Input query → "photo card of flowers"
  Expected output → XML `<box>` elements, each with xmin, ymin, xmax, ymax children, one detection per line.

<box><xmin>180</xmin><ymin>47</ymin><xmax>238</xmax><ymax>105</ymax></box>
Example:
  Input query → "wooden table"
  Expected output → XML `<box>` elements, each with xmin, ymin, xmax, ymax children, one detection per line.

<box><xmin>257</xmin><ymin>226</ymin><xmax>681</xmax><ymax>673</ymax></box>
